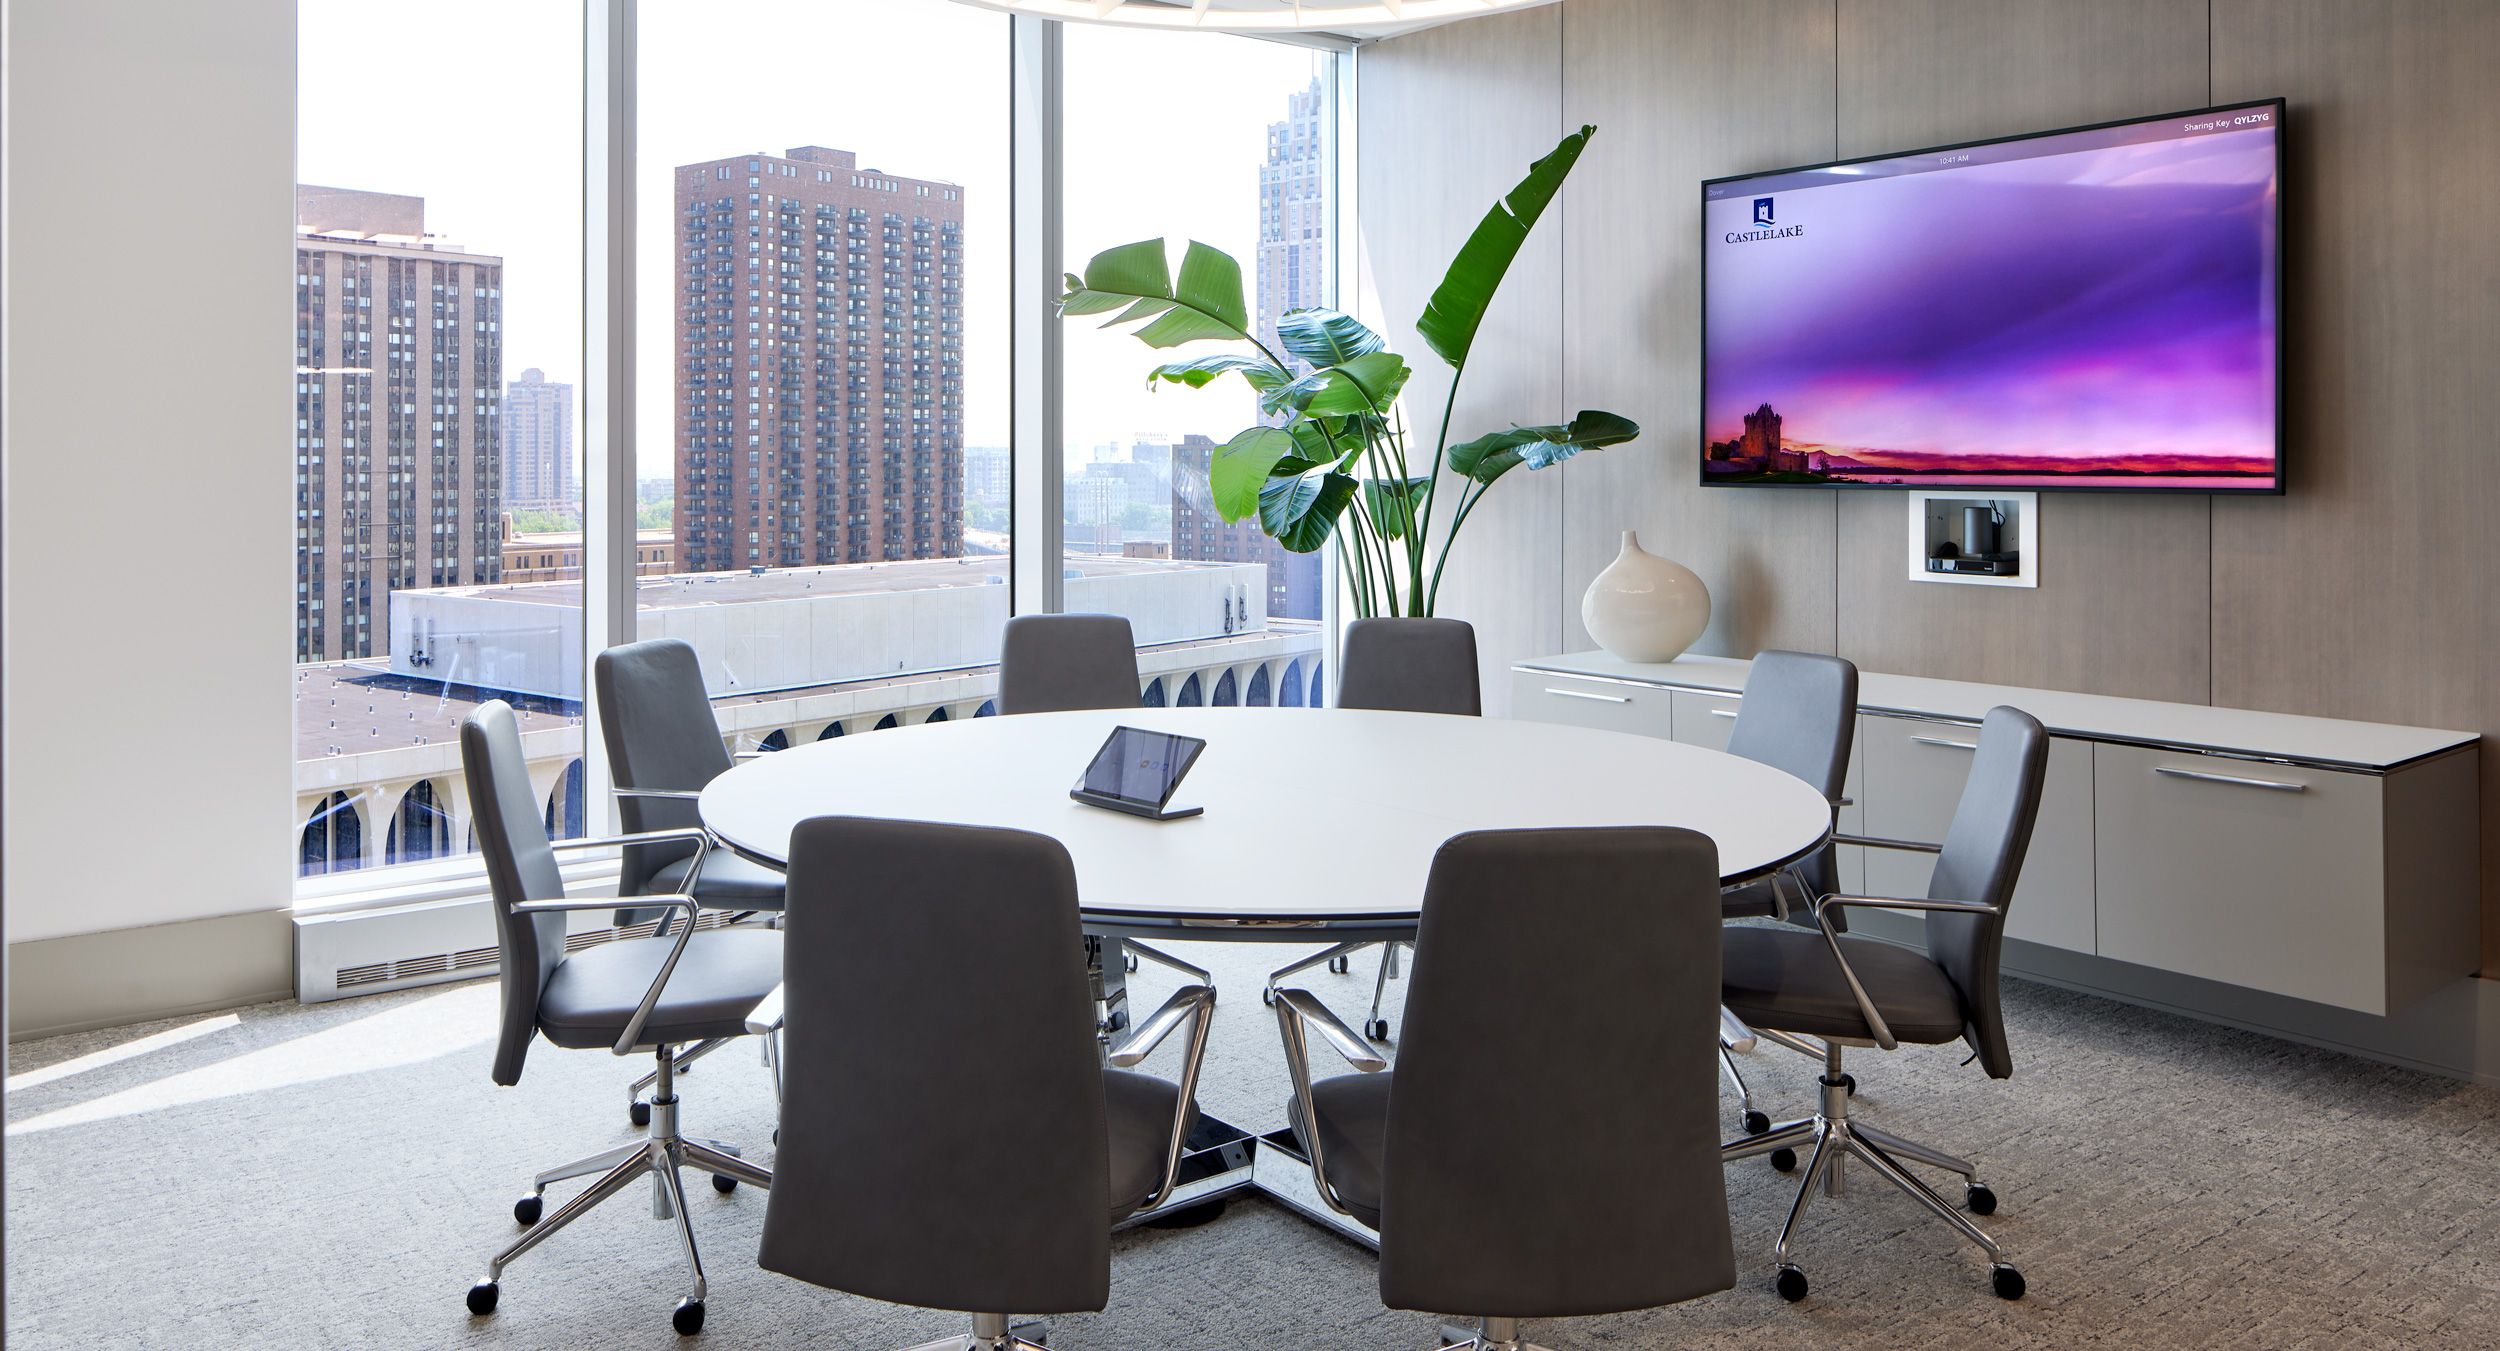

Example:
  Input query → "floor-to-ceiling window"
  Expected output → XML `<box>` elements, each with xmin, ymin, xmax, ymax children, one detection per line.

<box><xmin>1060</xmin><ymin>27</ymin><xmax>1335</xmax><ymax>709</ymax></box>
<box><xmin>290</xmin><ymin>2</ymin><xmax>1342</xmax><ymax>906</ymax></box>
<box><xmin>294</xmin><ymin>0</ymin><xmax>586</xmax><ymax>878</ymax></box>
<box><xmin>635</xmin><ymin>0</ymin><xmax>1013</xmax><ymax>747</ymax></box>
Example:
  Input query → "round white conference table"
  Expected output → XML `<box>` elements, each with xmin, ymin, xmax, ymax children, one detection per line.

<box><xmin>701</xmin><ymin>706</ymin><xmax>1833</xmax><ymax>928</ymax></box>
<box><xmin>698</xmin><ymin>705</ymin><xmax>1833</xmax><ymax>1243</ymax></box>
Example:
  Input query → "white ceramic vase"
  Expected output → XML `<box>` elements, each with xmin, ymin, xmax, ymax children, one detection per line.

<box><xmin>1581</xmin><ymin>531</ymin><xmax>1711</xmax><ymax>663</ymax></box>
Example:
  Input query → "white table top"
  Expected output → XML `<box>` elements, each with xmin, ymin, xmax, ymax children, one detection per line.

<box><xmin>1519</xmin><ymin>651</ymin><xmax>2477</xmax><ymax>771</ymax></box>
<box><xmin>699</xmin><ymin>706</ymin><xmax>1833</xmax><ymax>927</ymax></box>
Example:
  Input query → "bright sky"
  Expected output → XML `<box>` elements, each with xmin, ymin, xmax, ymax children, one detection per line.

<box><xmin>296</xmin><ymin>0</ymin><xmax>1326</xmax><ymax>484</ymax></box>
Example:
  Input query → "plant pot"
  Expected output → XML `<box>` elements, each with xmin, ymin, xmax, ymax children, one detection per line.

<box><xmin>1581</xmin><ymin>531</ymin><xmax>1710</xmax><ymax>663</ymax></box>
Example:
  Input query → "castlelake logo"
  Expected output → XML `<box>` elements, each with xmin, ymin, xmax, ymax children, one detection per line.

<box><xmin>1726</xmin><ymin>196</ymin><xmax>1804</xmax><ymax>244</ymax></box>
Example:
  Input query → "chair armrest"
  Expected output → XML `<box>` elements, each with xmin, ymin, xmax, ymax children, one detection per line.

<box><xmin>1275</xmin><ymin>990</ymin><xmax>1387</xmax><ymax>1073</ymax></box>
<box><xmin>733</xmin><ymin>748</ymin><xmax>774</xmax><ymax>761</ymax></box>
<box><xmin>1109</xmin><ymin>984</ymin><xmax>1214</xmax><ymax>1068</ymax></box>
<box><xmin>1270</xmin><ymin>987</ymin><xmax>1385</xmax><ymax>1224</ymax></box>
<box><xmin>548</xmin><ymin>825</ymin><xmax>713</xmax><ymax>856</ymax></box>
<box><xmin>612</xmin><ymin>787</ymin><xmax>704</xmax><ymax>803</ymax></box>
<box><xmin>1802</xmin><ymin>892</ymin><xmax>2002</xmax><ymax>1052</ymax></box>
<box><xmin>1110</xmin><ymin>985</ymin><xmax>1217</xmax><ymax>1213</ymax></box>
<box><xmin>1831</xmin><ymin>832</ymin><xmax>1941</xmax><ymax>855</ymax></box>
<box><xmin>744</xmin><ymin>983</ymin><xmax>784</xmax><ymax>1036</ymax></box>
<box><xmin>515</xmin><ymin>891</ymin><xmax>702</xmax><ymax>1056</ymax></box>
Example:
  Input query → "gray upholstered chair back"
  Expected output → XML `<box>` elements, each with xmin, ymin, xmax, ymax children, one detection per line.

<box><xmin>1727</xmin><ymin>650</ymin><xmax>1857</xmax><ymax>899</ymax></box>
<box><xmin>594</xmin><ymin>638</ymin><xmax>732</xmax><ymax>895</ymax></box>
<box><xmin>758</xmin><ymin>817</ymin><xmax>1113</xmax><ymax>1317</ymax></box>
<box><xmin>1336</xmin><ymin>617</ymin><xmax>1481</xmax><ymax>716</ymax></box>
<box><xmin>1922</xmin><ymin>705</ymin><xmax>2048</xmax><ymax>1080</ymax></box>
<box><xmin>996</xmin><ymin>613</ymin><xmax>1140</xmax><ymax>715</ymax></box>
<box><xmin>461</xmin><ymin>700</ymin><xmax>569</xmax><ymax>1088</ymax></box>
<box><xmin>1378</xmin><ymin>827</ymin><xmax>1734</xmax><ymax>1317</ymax></box>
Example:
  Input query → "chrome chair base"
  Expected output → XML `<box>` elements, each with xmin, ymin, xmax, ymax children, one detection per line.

<box><xmin>902</xmin><ymin>1313</ymin><xmax>1050</xmax><ymax>1350</ymax></box>
<box><xmin>1436</xmin><ymin>1317</ymin><xmax>1552</xmax><ymax>1350</ymax></box>
<box><xmin>1720</xmin><ymin>1045</ymin><xmax>2021</xmax><ymax>1301</ymax></box>
<box><xmin>468</xmin><ymin>1046</ymin><xmax>774</xmax><ymax>1332</ymax></box>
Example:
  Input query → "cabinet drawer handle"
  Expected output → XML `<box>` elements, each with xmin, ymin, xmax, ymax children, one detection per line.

<box><xmin>1544</xmin><ymin>687</ymin><xmax>1631</xmax><ymax>705</ymax></box>
<box><xmin>1709</xmin><ymin>707</ymin><xmax>1739</xmax><ymax>720</ymax></box>
<box><xmin>2153</xmin><ymin>765</ymin><xmax>2308</xmax><ymax>793</ymax></box>
<box><xmin>1910</xmin><ymin>734</ymin><xmax>1978</xmax><ymax>751</ymax></box>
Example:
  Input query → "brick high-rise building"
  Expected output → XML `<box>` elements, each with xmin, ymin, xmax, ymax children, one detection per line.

<box><xmin>674</xmin><ymin>146</ymin><xmax>965</xmax><ymax>573</ymax></box>
<box><xmin>501</xmin><ymin>368</ymin><xmax>575</xmax><ymax>514</ymax></box>
<box><xmin>294</xmin><ymin>186</ymin><xmax>504</xmax><ymax>663</ymax></box>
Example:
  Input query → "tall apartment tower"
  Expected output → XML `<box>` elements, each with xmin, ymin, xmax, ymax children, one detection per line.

<box><xmin>294</xmin><ymin>186</ymin><xmax>504</xmax><ymax>663</ymax></box>
<box><xmin>1255</xmin><ymin>78</ymin><xmax>1329</xmax><ymax>363</ymax></box>
<box><xmin>1171</xmin><ymin>82</ymin><xmax>1328</xmax><ymax>622</ymax></box>
<box><xmin>501</xmin><ymin>368</ymin><xmax>575</xmax><ymax>513</ymax></box>
<box><xmin>674</xmin><ymin>146</ymin><xmax>965</xmax><ymax>574</ymax></box>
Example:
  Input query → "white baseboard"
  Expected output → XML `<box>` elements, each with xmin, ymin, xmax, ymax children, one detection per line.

<box><xmin>8</xmin><ymin>909</ymin><xmax>294</xmax><ymax>1041</ymax></box>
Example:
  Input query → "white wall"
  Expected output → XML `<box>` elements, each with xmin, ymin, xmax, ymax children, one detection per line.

<box><xmin>3</xmin><ymin>0</ymin><xmax>296</xmax><ymax>944</ymax></box>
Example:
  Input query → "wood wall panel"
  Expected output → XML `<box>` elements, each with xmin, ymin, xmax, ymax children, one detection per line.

<box><xmin>1357</xmin><ymin>6</ymin><xmax>1564</xmax><ymax>714</ymax></box>
<box><xmin>1557</xmin><ymin>0</ymin><xmax>1839</xmax><ymax>660</ymax></box>
<box><xmin>1830</xmin><ymin>0</ymin><xmax>2216</xmax><ymax>701</ymax></box>
<box><xmin>2208</xmin><ymin>0</ymin><xmax>2500</xmax><ymax>968</ymax></box>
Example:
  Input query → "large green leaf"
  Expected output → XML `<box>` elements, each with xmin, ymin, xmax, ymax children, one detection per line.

<box><xmin>1208</xmin><ymin>427</ymin><xmax>1300</xmax><ymax>522</ymax></box>
<box><xmin>1276</xmin><ymin>308</ymin><xmax>1385</xmax><ymax>369</ymax></box>
<box><xmin>1259</xmin><ymin>462</ymin><xmax>1358</xmax><ymax>553</ymax></box>
<box><xmin>1057</xmin><ymin>238</ymin><xmax>1253</xmax><ymax>349</ymax></box>
<box><xmin>1262</xmin><ymin>351</ymin><xmax>1411</xmax><ymax>418</ymax></box>
<box><xmin>1414</xmin><ymin>125</ymin><xmax>1595</xmax><ymax>371</ymax></box>
<box><xmin>1147</xmin><ymin>354</ymin><xmax>1289</xmax><ymax>393</ymax></box>
<box><xmin>1363</xmin><ymin>475</ymin><xmax>1433</xmax><ymax>540</ymax></box>
<box><xmin>1446</xmin><ymin>408</ymin><xmax>1640</xmax><ymax>486</ymax></box>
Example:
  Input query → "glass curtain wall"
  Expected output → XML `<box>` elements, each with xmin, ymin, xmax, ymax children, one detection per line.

<box><xmin>636</xmin><ymin>0</ymin><xmax>1013</xmax><ymax>745</ymax></box>
<box><xmin>294</xmin><ymin>0</ymin><xmax>588</xmax><ymax>879</ymax></box>
<box><xmin>292</xmin><ymin>1</ymin><xmax>1339</xmax><ymax>898</ymax></box>
<box><xmin>1061</xmin><ymin>28</ymin><xmax>1333</xmax><ymax>712</ymax></box>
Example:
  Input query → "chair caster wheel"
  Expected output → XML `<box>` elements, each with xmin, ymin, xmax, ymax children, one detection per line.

<box><xmin>513</xmin><ymin>1194</ymin><xmax>543</xmax><ymax>1226</ymax></box>
<box><xmin>1327</xmin><ymin>955</ymin><xmax>1350</xmax><ymax>974</ymax></box>
<box><xmin>466</xmin><ymin>1280</ymin><xmax>500</xmax><ymax>1316</ymax></box>
<box><xmin>1742</xmin><ymin>1110</ymin><xmax>1771</xmax><ymax>1136</ymax></box>
<box><xmin>1992</xmin><ymin>1264</ymin><xmax>2025</xmax><ymax>1300</ymax></box>
<box><xmin>1260</xmin><ymin>988</ymin><xmax>1277</xmax><ymax>1006</ymax></box>
<box><xmin>712</xmin><ymin>1173</ymin><xmax>738</xmax><ymax>1195</ymax></box>
<box><xmin>1125</xmin><ymin>953</ymin><xmax>1139</xmax><ymax>973</ymax></box>
<box><xmin>1775</xmin><ymin>1265</ymin><xmax>1808</xmax><ymax>1302</ymax></box>
<box><xmin>1966</xmin><ymin>1183</ymin><xmax>1997</xmax><ymax>1215</ymax></box>
<box><xmin>630</xmin><ymin>1099</ymin><xmax>652</xmax><ymax>1128</ymax></box>
<box><xmin>1769</xmin><ymin>1147</ymin><xmax>1797</xmax><ymax>1173</ymax></box>
<box><xmin>1364</xmin><ymin>1018</ymin><xmax>1390</xmax><ymax>1042</ymax></box>
<box><xmin>673</xmin><ymin>1297</ymin><xmax>706</xmax><ymax>1335</ymax></box>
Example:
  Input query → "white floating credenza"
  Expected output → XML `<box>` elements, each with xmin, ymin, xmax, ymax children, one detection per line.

<box><xmin>1513</xmin><ymin>651</ymin><xmax>2481</xmax><ymax>1017</ymax></box>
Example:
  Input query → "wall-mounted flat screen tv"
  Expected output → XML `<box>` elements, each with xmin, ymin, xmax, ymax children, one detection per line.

<box><xmin>1702</xmin><ymin>100</ymin><xmax>2283</xmax><ymax>493</ymax></box>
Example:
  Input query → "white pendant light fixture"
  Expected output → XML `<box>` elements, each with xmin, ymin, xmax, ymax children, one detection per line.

<box><xmin>949</xmin><ymin>0</ymin><xmax>1561</xmax><ymax>41</ymax></box>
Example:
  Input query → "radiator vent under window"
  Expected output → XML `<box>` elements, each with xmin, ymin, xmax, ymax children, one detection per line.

<box><xmin>333</xmin><ymin>912</ymin><xmax>741</xmax><ymax>990</ymax></box>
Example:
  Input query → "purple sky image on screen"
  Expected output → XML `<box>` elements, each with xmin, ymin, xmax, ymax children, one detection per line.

<box><xmin>1703</xmin><ymin>118</ymin><xmax>2279</xmax><ymax>489</ymax></box>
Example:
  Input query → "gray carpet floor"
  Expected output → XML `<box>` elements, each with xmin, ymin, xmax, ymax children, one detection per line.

<box><xmin>9</xmin><ymin>937</ymin><xmax>2500</xmax><ymax>1350</ymax></box>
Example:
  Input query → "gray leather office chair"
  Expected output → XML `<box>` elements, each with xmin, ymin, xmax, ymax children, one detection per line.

<box><xmin>457</xmin><ymin>700</ymin><xmax>778</xmax><ymax>1337</ymax></box>
<box><xmin>996</xmin><ymin>613</ymin><xmax>1141</xmax><ymax>715</ymax></box>
<box><xmin>1714</xmin><ymin>650</ymin><xmax>1858</xmax><ymax>1132</ymax></box>
<box><xmin>1266</xmin><ymin>617</ymin><xmax>1481</xmax><ymax>1041</ymax></box>
<box><xmin>991</xmin><ymin>612</ymin><xmax>1206</xmax><ymax>995</ymax></box>
<box><xmin>1719</xmin><ymin>705</ymin><xmax>2046</xmax><ymax>1304</ymax></box>
<box><xmin>758</xmin><ymin>817</ymin><xmax>1213</xmax><ymax>1351</ymax></box>
<box><xmin>1276</xmin><ymin>827</ymin><xmax>1734</xmax><ymax>1350</ymax></box>
<box><xmin>596</xmin><ymin>636</ymin><xmax>790</xmax><ymax>1124</ymax></box>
